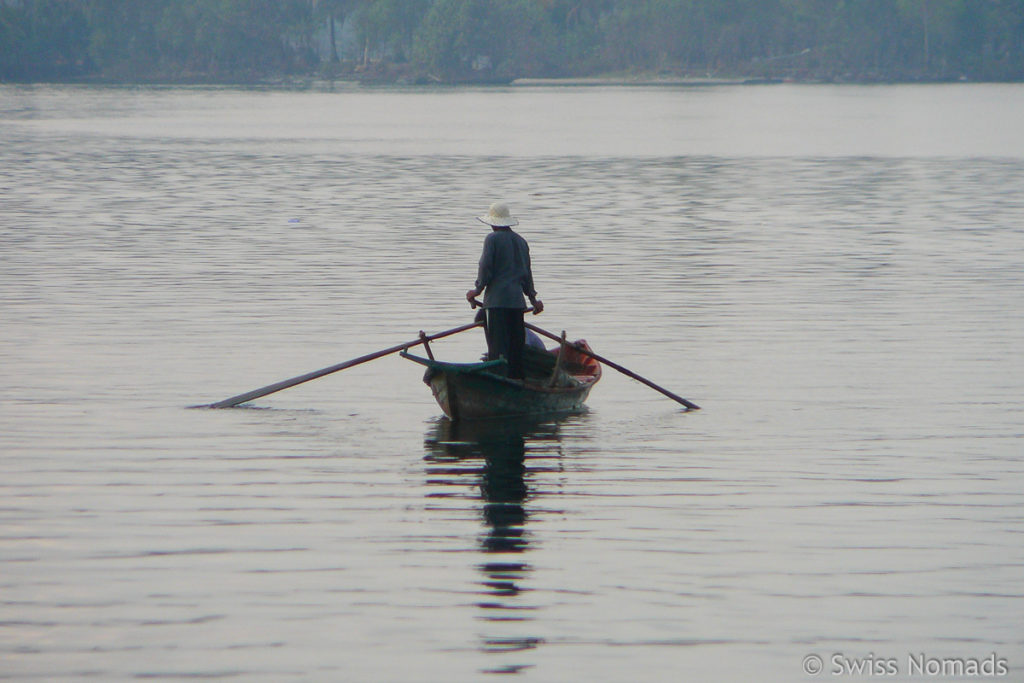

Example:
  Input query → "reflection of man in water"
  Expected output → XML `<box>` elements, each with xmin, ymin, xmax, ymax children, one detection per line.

<box><xmin>466</xmin><ymin>202</ymin><xmax>543</xmax><ymax>379</ymax></box>
<box><xmin>425</xmin><ymin>419</ymin><xmax>553</xmax><ymax>662</ymax></box>
<box><xmin>473</xmin><ymin>427</ymin><xmax>543</xmax><ymax>659</ymax></box>
<box><xmin>478</xmin><ymin>430</ymin><xmax>528</xmax><ymax>553</ymax></box>
<box><xmin>425</xmin><ymin>420</ymin><xmax>532</xmax><ymax>556</ymax></box>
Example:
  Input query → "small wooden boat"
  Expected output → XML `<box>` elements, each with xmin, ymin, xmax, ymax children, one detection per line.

<box><xmin>401</xmin><ymin>340</ymin><xmax>601</xmax><ymax>420</ymax></box>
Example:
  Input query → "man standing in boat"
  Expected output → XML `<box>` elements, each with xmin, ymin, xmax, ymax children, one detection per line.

<box><xmin>466</xmin><ymin>202</ymin><xmax>543</xmax><ymax>380</ymax></box>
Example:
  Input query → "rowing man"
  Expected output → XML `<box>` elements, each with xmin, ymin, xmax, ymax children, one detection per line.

<box><xmin>466</xmin><ymin>202</ymin><xmax>544</xmax><ymax>379</ymax></box>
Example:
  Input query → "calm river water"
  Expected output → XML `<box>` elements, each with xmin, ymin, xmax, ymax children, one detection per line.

<box><xmin>1</xmin><ymin>83</ymin><xmax>1022</xmax><ymax>681</ymax></box>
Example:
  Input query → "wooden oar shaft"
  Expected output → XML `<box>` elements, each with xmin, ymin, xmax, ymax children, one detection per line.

<box><xmin>525</xmin><ymin>322</ymin><xmax>700</xmax><ymax>411</ymax></box>
<box><xmin>207</xmin><ymin>321</ymin><xmax>483</xmax><ymax>408</ymax></box>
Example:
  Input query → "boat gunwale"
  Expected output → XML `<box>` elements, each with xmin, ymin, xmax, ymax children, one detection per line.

<box><xmin>400</xmin><ymin>351</ymin><xmax>601</xmax><ymax>394</ymax></box>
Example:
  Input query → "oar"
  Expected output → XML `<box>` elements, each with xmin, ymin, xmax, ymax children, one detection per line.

<box><xmin>525</xmin><ymin>322</ymin><xmax>701</xmax><ymax>411</ymax></box>
<box><xmin>203</xmin><ymin>321</ymin><xmax>482</xmax><ymax>408</ymax></box>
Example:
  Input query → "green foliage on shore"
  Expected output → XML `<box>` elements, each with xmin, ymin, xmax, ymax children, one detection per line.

<box><xmin>2</xmin><ymin>0</ymin><xmax>1023</xmax><ymax>84</ymax></box>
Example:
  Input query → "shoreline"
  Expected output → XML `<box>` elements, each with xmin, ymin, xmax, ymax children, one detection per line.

<box><xmin>512</xmin><ymin>76</ymin><xmax>762</xmax><ymax>87</ymax></box>
<box><xmin>0</xmin><ymin>69</ymin><xmax>1002</xmax><ymax>89</ymax></box>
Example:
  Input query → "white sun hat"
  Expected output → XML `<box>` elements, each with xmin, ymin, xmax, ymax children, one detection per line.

<box><xmin>477</xmin><ymin>202</ymin><xmax>519</xmax><ymax>227</ymax></box>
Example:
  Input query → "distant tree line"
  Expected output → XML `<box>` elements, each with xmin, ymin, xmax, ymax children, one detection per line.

<box><xmin>2</xmin><ymin>0</ymin><xmax>1023</xmax><ymax>84</ymax></box>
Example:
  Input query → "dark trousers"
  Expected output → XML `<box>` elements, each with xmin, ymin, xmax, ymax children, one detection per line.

<box><xmin>485</xmin><ymin>308</ymin><xmax>526</xmax><ymax>379</ymax></box>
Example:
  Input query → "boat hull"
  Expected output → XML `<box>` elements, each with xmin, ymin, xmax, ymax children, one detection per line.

<box><xmin>428</xmin><ymin>367</ymin><xmax>595</xmax><ymax>420</ymax></box>
<box><xmin>402</xmin><ymin>346</ymin><xmax>601</xmax><ymax>420</ymax></box>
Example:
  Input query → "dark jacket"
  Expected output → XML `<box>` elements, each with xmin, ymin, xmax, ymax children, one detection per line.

<box><xmin>475</xmin><ymin>228</ymin><xmax>536</xmax><ymax>309</ymax></box>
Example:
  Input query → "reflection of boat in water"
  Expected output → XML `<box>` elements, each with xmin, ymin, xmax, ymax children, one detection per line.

<box><xmin>423</xmin><ymin>417</ymin><xmax>571</xmax><ymax>668</ymax></box>
<box><xmin>425</xmin><ymin>417</ymin><xmax>564</xmax><ymax>553</ymax></box>
<box><xmin>403</xmin><ymin>341</ymin><xmax>601</xmax><ymax>420</ymax></box>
